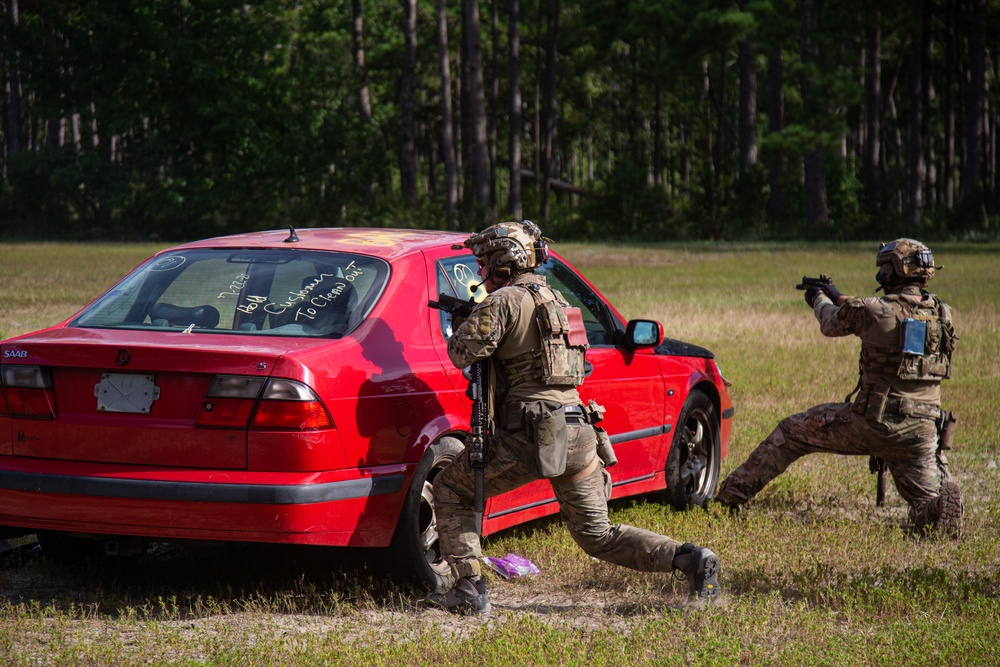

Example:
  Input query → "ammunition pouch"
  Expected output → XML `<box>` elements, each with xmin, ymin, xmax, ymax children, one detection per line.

<box><xmin>594</xmin><ymin>427</ymin><xmax>617</xmax><ymax>468</ymax></box>
<box><xmin>525</xmin><ymin>401</ymin><xmax>569</xmax><ymax>478</ymax></box>
<box><xmin>851</xmin><ymin>381</ymin><xmax>890</xmax><ymax>423</ymax></box>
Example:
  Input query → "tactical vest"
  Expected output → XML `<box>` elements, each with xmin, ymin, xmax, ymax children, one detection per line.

<box><xmin>861</xmin><ymin>293</ymin><xmax>956</xmax><ymax>383</ymax></box>
<box><xmin>501</xmin><ymin>282</ymin><xmax>589</xmax><ymax>388</ymax></box>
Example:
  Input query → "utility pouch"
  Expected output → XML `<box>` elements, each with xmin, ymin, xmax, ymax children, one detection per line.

<box><xmin>526</xmin><ymin>403</ymin><xmax>568</xmax><ymax>478</ymax></box>
<box><xmin>862</xmin><ymin>382</ymin><xmax>891</xmax><ymax>424</ymax></box>
<box><xmin>594</xmin><ymin>427</ymin><xmax>617</xmax><ymax>468</ymax></box>
<box><xmin>938</xmin><ymin>411</ymin><xmax>958</xmax><ymax>450</ymax></box>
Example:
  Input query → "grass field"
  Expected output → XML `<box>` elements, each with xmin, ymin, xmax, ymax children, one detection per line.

<box><xmin>1</xmin><ymin>241</ymin><xmax>998</xmax><ymax>666</ymax></box>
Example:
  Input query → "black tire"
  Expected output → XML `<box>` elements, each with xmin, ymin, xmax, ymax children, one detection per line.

<box><xmin>389</xmin><ymin>436</ymin><xmax>464</xmax><ymax>593</ymax></box>
<box><xmin>664</xmin><ymin>390</ymin><xmax>721</xmax><ymax>510</ymax></box>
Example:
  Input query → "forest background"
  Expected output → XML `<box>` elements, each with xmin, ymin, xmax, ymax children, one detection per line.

<box><xmin>1</xmin><ymin>0</ymin><xmax>999</xmax><ymax>243</ymax></box>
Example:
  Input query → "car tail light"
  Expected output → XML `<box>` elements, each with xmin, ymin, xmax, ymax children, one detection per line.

<box><xmin>2</xmin><ymin>365</ymin><xmax>57</xmax><ymax>419</ymax></box>
<box><xmin>195</xmin><ymin>375</ymin><xmax>332</xmax><ymax>431</ymax></box>
<box><xmin>251</xmin><ymin>378</ymin><xmax>332</xmax><ymax>430</ymax></box>
<box><xmin>196</xmin><ymin>375</ymin><xmax>266</xmax><ymax>428</ymax></box>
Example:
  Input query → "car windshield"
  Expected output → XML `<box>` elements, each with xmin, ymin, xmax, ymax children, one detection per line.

<box><xmin>71</xmin><ymin>248</ymin><xmax>389</xmax><ymax>338</ymax></box>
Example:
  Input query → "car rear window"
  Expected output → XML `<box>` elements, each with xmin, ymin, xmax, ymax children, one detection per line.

<box><xmin>71</xmin><ymin>249</ymin><xmax>389</xmax><ymax>338</ymax></box>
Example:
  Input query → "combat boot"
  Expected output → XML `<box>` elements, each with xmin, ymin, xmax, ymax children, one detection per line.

<box><xmin>423</xmin><ymin>576</ymin><xmax>491</xmax><ymax>616</ymax></box>
<box><xmin>672</xmin><ymin>542</ymin><xmax>721</xmax><ymax>602</ymax></box>
<box><xmin>935</xmin><ymin>480</ymin><xmax>963</xmax><ymax>539</ymax></box>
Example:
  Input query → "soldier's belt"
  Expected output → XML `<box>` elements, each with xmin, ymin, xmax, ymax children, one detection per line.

<box><xmin>498</xmin><ymin>403</ymin><xmax>587</xmax><ymax>432</ymax></box>
<box><xmin>886</xmin><ymin>396</ymin><xmax>941</xmax><ymax>421</ymax></box>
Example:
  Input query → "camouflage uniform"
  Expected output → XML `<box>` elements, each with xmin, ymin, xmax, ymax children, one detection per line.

<box><xmin>717</xmin><ymin>246</ymin><xmax>961</xmax><ymax>533</ymax></box>
<box><xmin>435</xmin><ymin>271</ymin><xmax>685</xmax><ymax>581</ymax></box>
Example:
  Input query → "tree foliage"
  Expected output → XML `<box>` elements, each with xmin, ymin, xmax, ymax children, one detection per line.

<box><xmin>2</xmin><ymin>0</ymin><xmax>999</xmax><ymax>241</ymax></box>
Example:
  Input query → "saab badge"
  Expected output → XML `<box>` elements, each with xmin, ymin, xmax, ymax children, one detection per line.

<box><xmin>116</xmin><ymin>348</ymin><xmax>131</xmax><ymax>366</ymax></box>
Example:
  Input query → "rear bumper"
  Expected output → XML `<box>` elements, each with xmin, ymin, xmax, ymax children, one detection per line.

<box><xmin>0</xmin><ymin>457</ymin><xmax>410</xmax><ymax>548</ymax></box>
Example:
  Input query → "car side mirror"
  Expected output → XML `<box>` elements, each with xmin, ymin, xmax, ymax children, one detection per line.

<box><xmin>625</xmin><ymin>319</ymin><xmax>664</xmax><ymax>349</ymax></box>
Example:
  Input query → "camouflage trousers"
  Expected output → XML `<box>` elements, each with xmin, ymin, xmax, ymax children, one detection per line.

<box><xmin>716</xmin><ymin>402</ymin><xmax>951</xmax><ymax>526</ymax></box>
<box><xmin>434</xmin><ymin>419</ymin><xmax>682</xmax><ymax>581</ymax></box>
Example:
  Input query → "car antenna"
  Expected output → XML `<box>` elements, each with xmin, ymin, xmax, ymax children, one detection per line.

<box><xmin>284</xmin><ymin>225</ymin><xmax>300</xmax><ymax>243</ymax></box>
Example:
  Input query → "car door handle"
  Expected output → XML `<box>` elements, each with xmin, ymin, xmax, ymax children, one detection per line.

<box><xmin>584</xmin><ymin>361</ymin><xmax>594</xmax><ymax>377</ymax></box>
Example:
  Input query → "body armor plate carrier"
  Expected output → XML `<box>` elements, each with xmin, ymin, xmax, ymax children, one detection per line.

<box><xmin>863</xmin><ymin>293</ymin><xmax>957</xmax><ymax>382</ymax></box>
<box><xmin>502</xmin><ymin>283</ymin><xmax>589</xmax><ymax>388</ymax></box>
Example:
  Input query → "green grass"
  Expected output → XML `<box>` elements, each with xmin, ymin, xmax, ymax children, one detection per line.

<box><xmin>2</xmin><ymin>241</ymin><xmax>999</xmax><ymax>666</ymax></box>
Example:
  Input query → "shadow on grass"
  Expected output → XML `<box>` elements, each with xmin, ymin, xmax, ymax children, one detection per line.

<box><xmin>1</xmin><ymin>539</ymin><xmax>414</xmax><ymax>619</ymax></box>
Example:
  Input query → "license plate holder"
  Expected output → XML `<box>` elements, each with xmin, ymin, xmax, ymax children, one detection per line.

<box><xmin>95</xmin><ymin>373</ymin><xmax>160</xmax><ymax>413</ymax></box>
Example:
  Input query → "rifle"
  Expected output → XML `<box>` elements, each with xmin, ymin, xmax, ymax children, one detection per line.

<box><xmin>428</xmin><ymin>293</ymin><xmax>489</xmax><ymax>514</ymax></box>
<box><xmin>464</xmin><ymin>360</ymin><xmax>489</xmax><ymax>514</ymax></box>
<box><xmin>427</xmin><ymin>293</ymin><xmax>477</xmax><ymax>320</ymax></box>
<box><xmin>868</xmin><ymin>456</ymin><xmax>887</xmax><ymax>506</ymax></box>
<box><xmin>795</xmin><ymin>274</ymin><xmax>833</xmax><ymax>292</ymax></box>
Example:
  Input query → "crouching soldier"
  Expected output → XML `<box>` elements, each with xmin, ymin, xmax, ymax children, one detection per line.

<box><xmin>425</xmin><ymin>220</ymin><xmax>720</xmax><ymax>615</ymax></box>
<box><xmin>716</xmin><ymin>239</ymin><xmax>962</xmax><ymax>537</ymax></box>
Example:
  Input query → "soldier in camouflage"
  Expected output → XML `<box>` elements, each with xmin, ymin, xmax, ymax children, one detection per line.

<box><xmin>716</xmin><ymin>239</ymin><xmax>963</xmax><ymax>537</ymax></box>
<box><xmin>424</xmin><ymin>221</ymin><xmax>721</xmax><ymax>615</ymax></box>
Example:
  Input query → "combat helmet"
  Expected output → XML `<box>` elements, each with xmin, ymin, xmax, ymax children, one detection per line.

<box><xmin>465</xmin><ymin>220</ymin><xmax>550</xmax><ymax>280</ymax></box>
<box><xmin>876</xmin><ymin>238</ymin><xmax>936</xmax><ymax>287</ymax></box>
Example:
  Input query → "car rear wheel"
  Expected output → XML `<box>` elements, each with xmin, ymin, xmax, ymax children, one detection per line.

<box><xmin>389</xmin><ymin>436</ymin><xmax>464</xmax><ymax>593</ymax></box>
<box><xmin>664</xmin><ymin>390</ymin><xmax>720</xmax><ymax>510</ymax></box>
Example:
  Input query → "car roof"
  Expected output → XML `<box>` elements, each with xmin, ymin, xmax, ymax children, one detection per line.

<box><xmin>177</xmin><ymin>227</ymin><xmax>470</xmax><ymax>261</ymax></box>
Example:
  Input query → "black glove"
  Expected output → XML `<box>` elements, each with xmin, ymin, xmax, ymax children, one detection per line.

<box><xmin>804</xmin><ymin>287</ymin><xmax>822</xmax><ymax>307</ymax></box>
<box><xmin>821</xmin><ymin>282</ymin><xmax>843</xmax><ymax>302</ymax></box>
<box><xmin>450</xmin><ymin>313</ymin><xmax>466</xmax><ymax>332</ymax></box>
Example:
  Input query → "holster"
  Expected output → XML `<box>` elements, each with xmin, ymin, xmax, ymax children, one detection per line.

<box><xmin>525</xmin><ymin>402</ymin><xmax>568</xmax><ymax>478</ymax></box>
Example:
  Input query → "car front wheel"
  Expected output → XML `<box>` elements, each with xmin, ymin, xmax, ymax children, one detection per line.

<box><xmin>389</xmin><ymin>436</ymin><xmax>464</xmax><ymax>593</ymax></box>
<box><xmin>664</xmin><ymin>390</ymin><xmax>721</xmax><ymax>510</ymax></box>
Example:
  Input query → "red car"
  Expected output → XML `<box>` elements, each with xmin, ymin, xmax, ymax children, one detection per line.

<box><xmin>0</xmin><ymin>228</ymin><xmax>732</xmax><ymax>589</ymax></box>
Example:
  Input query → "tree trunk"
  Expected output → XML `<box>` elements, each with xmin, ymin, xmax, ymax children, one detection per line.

<box><xmin>907</xmin><ymin>0</ymin><xmax>927</xmax><ymax>229</ymax></box>
<box><xmin>767</xmin><ymin>46</ymin><xmax>785</xmax><ymax>227</ymax></box>
<box><xmin>507</xmin><ymin>0</ymin><xmax>522</xmax><ymax>220</ymax></box>
<box><xmin>539</xmin><ymin>0</ymin><xmax>559</xmax><ymax>223</ymax></box>
<box><xmin>351</xmin><ymin>0</ymin><xmax>373</xmax><ymax>201</ymax></box>
<box><xmin>351</xmin><ymin>0</ymin><xmax>372</xmax><ymax>123</ymax></box>
<box><xmin>653</xmin><ymin>33</ymin><xmax>663</xmax><ymax>187</ymax></box>
<box><xmin>960</xmin><ymin>0</ymin><xmax>986</xmax><ymax>230</ymax></box>
<box><xmin>943</xmin><ymin>0</ymin><xmax>956</xmax><ymax>209</ymax></box>
<box><xmin>800</xmin><ymin>0</ymin><xmax>828</xmax><ymax>230</ymax></box>
<box><xmin>863</xmin><ymin>18</ymin><xmax>881</xmax><ymax>200</ymax></box>
<box><xmin>400</xmin><ymin>0</ymin><xmax>418</xmax><ymax>205</ymax></box>
<box><xmin>737</xmin><ymin>0</ymin><xmax>757</xmax><ymax>171</ymax></box>
<box><xmin>3</xmin><ymin>0</ymin><xmax>23</xmax><ymax>163</ymax></box>
<box><xmin>488</xmin><ymin>0</ymin><xmax>499</xmax><ymax>209</ymax></box>
<box><xmin>436</xmin><ymin>0</ymin><xmax>459</xmax><ymax>225</ymax></box>
<box><xmin>461</xmin><ymin>0</ymin><xmax>490</xmax><ymax>219</ymax></box>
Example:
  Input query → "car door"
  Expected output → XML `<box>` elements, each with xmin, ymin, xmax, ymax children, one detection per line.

<box><xmin>536</xmin><ymin>259</ymin><xmax>668</xmax><ymax>494</ymax></box>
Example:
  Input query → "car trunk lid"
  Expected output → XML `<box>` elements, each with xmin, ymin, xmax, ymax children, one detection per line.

<box><xmin>2</xmin><ymin>328</ymin><xmax>298</xmax><ymax>469</ymax></box>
